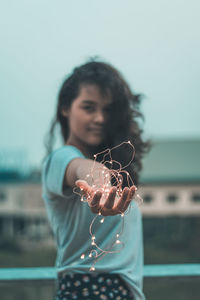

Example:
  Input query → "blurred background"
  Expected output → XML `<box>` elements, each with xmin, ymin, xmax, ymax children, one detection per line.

<box><xmin>0</xmin><ymin>0</ymin><xmax>200</xmax><ymax>299</ymax></box>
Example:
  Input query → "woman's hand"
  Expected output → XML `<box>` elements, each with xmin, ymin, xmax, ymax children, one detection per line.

<box><xmin>75</xmin><ymin>180</ymin><xmax>136</xmax><ymax>216</ymax></box>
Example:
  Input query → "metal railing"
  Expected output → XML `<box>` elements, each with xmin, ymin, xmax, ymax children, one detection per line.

<box><xmin>0</xmin><ymin>264</ymin><xmax>199</xmax><ymax>282</ymax></box>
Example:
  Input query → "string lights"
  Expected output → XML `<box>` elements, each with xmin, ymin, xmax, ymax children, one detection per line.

<box><xmin>73</xmin><ymin>141</ymin><xmax>143</xmax><ymax>271</ymax></box>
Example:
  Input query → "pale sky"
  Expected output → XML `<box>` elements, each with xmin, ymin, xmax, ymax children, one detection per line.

<box><xmin>0</xmin><ymin>0</ymin><xmax>200</xmax><ymax>169</ymax></box>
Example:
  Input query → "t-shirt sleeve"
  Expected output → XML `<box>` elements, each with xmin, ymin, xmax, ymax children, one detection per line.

<box><xmin>42</xmin><ymin>146</ymin><xmax>85</xmax><ymax>197</ymax></box>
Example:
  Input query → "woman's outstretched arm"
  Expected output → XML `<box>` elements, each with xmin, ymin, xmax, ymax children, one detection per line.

<box><xmin>64</xmin><ymin>158</ymin><xmax>136</xmax><ymax>216</ymax></box>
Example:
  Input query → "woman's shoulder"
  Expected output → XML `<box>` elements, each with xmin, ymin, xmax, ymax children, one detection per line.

<box><xmin>53</xmin><ymin>145</ymin><xmax>84</xmax><ymax>156</ymax></box>
<box><xmin>42</xmin><ymin>145</ymin><xmax>85</xmax><ymax>176</ymax></box>
<box><xmin>46</xmin><ymin>145</ymin><xmax>85</xmax><ymax>163</ymax></box>
<box><xmin>42</xmin><ymin>145</ymin><xmax>85</xmax><ymax>195</ymax></box>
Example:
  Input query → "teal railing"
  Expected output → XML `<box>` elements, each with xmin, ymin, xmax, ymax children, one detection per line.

<box><xmin>0</xmin><ymin>264</ymin><xmax>199</xmax><ymax>282</ymax></box>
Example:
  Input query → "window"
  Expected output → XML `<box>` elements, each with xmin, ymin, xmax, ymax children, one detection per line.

<box><xmin>14</xmin><ymin>217</ymin><xmax>26</xmax><ymax>235</ymax></box>
<box><xmin>143</xmin><ymin>194</ymin><xmax>153</xmax><ymax>203</ymax></box>
<box><xmin>192</xmin><ymin>193</ymin><xmax>200</xmax><ymax>203</ymax></box>
<box><xmin>0</xmin><ymin>190</ymin><xmax>6</xmax><ymax>203</ymax></box>
<box><xmin>17</xmin><ymin>193</ymin><xmax>24</xmax><ymax>207</ymax></box>
<box><xmin>167</xmin><ymin>194</ymin><xmax>178</xmax><ymax>203</ymax></box>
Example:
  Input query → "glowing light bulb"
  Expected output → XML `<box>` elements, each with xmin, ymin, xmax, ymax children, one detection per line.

<box><xmin>121</xmin><ymin>213</ymin><xmax>124</xmax><ymax>217</ymax></box>
<box><xmin>100</xmin><ymin>218</ymin><xmax>104</xmax><ymax>223</ymax></box>
<box><xmin>92</xmin><ymin>235</ymin><xmax>95</xmax><ymax>240</ymax></box>
<box><xmin>90</xmin><ymin>266</ymin><xmax>95</xmax><ymax>271</ymax></box>
<box><xmin>116</xmin><ymin>234</ymin><xmax>119</xmax><ymax>238</ymax></box>
<box><xmin>116</xmin><ymin>240</ymin><xmax>121</xmax><ymax>244</ymax></box>
<box><xmin>80</xmin><ymin>254</ymin><xmax>85</xmax><ymax>259</ymax></box>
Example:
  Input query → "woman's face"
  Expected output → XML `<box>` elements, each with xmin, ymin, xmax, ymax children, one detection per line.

<box><xmin>63</xmin><ymin>84</ymin><xmax>112</xmax><ymax>154</ymax></box>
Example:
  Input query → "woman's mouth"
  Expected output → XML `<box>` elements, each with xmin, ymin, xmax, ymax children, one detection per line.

<box><xmin>89</xmin><ymin>127</ymin><xmax>104</xmax><ymax>134</ymax></box>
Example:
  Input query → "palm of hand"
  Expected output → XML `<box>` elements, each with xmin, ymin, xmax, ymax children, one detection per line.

<box><xmin>75</xmin><ymin>180</ymin><xmax>136</xmax><ymax>216</ymax></box>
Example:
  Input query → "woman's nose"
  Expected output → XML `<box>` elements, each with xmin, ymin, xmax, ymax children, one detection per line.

<box><xmin>94</xmin><ymin>111</ymin><xmax>105</xmax><ymax>123</ymax></box>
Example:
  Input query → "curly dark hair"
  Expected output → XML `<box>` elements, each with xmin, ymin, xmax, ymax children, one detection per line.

<box><xmin>45</xmin><ymin>59</ymin><xmax>149</xmax><ymax>186</ymax></box>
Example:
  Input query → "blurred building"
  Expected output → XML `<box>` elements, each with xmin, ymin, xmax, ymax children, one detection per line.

<box><xmin>0</xmin><ymin>139</ymin><xmax>200</xmax><ymax>243</ymax></box>
<box><xmin>139</xmin><ymin>139</ymin><xmax>200</xmax><ymax>216</ymax></box>
<box><xmin>0</xmin><ymin>170</ymin><xmax>52</xmax><ymax>245</ymax></box>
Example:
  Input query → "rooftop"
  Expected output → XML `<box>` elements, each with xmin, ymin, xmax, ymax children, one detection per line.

<box><xmin>0</xmin><ymin>139</ymin><xmax>200</xmax><ymax>185</ymax></box>
<box><xmin>140</xmin><ymin>138</ymin><xmax>200</xmax><ymax>184</ymax></box>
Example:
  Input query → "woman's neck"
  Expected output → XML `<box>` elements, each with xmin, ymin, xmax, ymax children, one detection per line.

<box><xmin>65</xmin><ymin>140</ymin><xmax>96</xmax><ymax>159</ymax></box>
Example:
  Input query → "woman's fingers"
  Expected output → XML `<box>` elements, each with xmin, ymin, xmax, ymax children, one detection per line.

<box><xmin>93</xmin><ymin>185</ymin><xmax>136</xmax><ymax>216</ymax></box>
<box><xmin>90</xmin><ymin>191</ymin><xmax>102</xmax><ymax>213</ymax></box>
<box><xmin>76</xmin><ymin>180</ymin><xmax>102</xmax><ymax>213</ymax></box>
<box><xmin>115</xmin><ymin>187</ymin><xmax>129</xmax><ymax>212</ymax></box>
<box><xmin>122</xmin><ymin>185</ymin><xmax>136</xmax><ymax>212</ymax></box>
<box><xmin>104</xmin><ymin>186</ymin><xmax>117</xmax><ymax>209</ymax></box>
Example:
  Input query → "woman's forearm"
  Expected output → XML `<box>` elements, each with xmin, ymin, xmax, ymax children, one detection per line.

<box><xmin>64</xmin><ymin>158</ymin><xmax>110</xmax><ymax>188</ymax></box>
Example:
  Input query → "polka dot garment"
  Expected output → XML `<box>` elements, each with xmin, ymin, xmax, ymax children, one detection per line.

<box><xmin>55</xmin><ymin>273</ymin><xmax>134</xmax><ymax>300</ymax></box>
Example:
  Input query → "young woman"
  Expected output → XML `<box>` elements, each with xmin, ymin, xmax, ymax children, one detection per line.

<box><xmin>42</xmin><ymin>60</ymin><xmax>149</xmax><ymax>300</ymax></box>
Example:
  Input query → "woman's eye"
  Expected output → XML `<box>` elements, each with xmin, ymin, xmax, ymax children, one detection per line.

<box><xmin>83</xmin><ymin>106</ymin><xmax>95</xmax><ymax>112</ymax></box>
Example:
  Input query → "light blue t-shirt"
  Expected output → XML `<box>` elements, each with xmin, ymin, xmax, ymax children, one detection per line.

<box><xmin>42</xmin><ymin>145</ymin><xmax>145</xmax><ymax>300</ymax></box>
